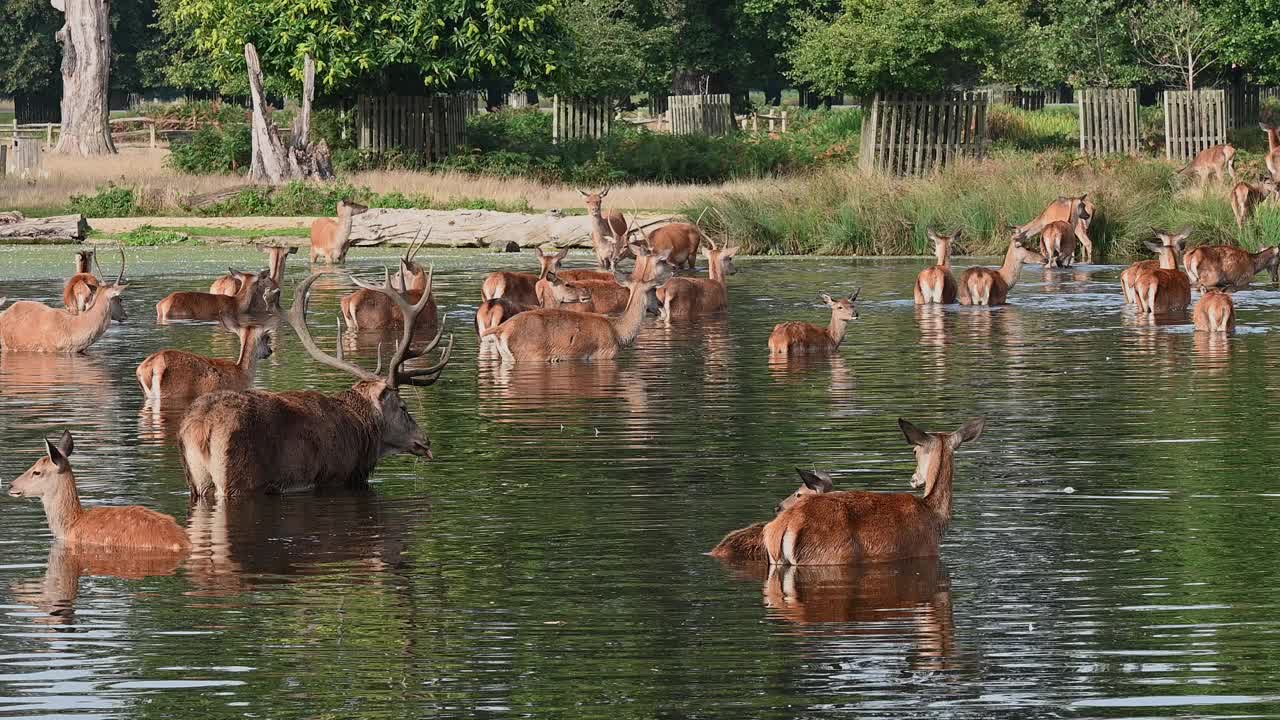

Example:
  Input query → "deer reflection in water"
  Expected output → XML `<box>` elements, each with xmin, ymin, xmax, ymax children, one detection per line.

<box><xmin>10</xmin><ymin>542</ymin><xmax>185</xmax><ymax>626</ymax></box>
<box><xmin>0</xmin><ymin>351</ymin><xmax>117</xmax><ymax>419</ymax></box>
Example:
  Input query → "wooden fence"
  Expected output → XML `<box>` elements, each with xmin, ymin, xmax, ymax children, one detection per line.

<box><xmin>1078</xmin><ymin>88</ymin><xmax>1139</xmax><ymax>156</ymax></box>
<box><xmin>355</xmin><ymin>95</ymin><xmax>470</xmax><ymax>159</ymax></box>
<box><xmin>552</xmin><ymin>96</ymin><xmax>611</xmax><ymax>143</ymax></box>
<box><xmin>1164</xmin><ymin>89</ymin><xmax>1227</xmax><ymax>162</ymax></box>
<box><xmin>4</xmin><ymin>139</ymin><xmax>43</xmax><ymax>178</ymax></box>
<box><xmin>857</xmin><ymin>92</ymin><xmax>989</xmax><ymax>176</ymax></box>
<box><xmin>668</xmin><ymin>94</ymin><xmax>734</xmax><ymax>136</ymax></box>
<box><xmin>996</xmin><ymin>89</ymin><xmax>1046</xmax><ymax>111</ymax></box>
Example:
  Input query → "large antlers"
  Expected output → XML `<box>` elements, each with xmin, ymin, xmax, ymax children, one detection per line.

<box><xmin>289</xmin><ymin>273</ymin><xmax>384</xmax><ymax>383</ymax></box>
<box><xmin>350</xmin><ymin>266</ymin><xmax>453</xmax><ymax>388</ymax></box>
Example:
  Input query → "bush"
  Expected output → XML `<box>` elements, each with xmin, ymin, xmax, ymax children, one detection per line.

<box><xmin>68</xmin><ymin>184</ymin><xmax>140</xmax><ymax>217</ymax></box>
<box><xmin>116</xmin><ymin>225</ymin><xmax>199</xmax><ymax>246</ymax></box>
<box><xmin>168</xmin><ymin>125</ymin><xmax>252</xmax><ymax>174</ymax></box>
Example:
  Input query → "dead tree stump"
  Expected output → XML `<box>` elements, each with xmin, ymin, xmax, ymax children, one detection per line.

<box><xmin>245</xmin><ymin>44</ymin><xmax>333</xmax><ymax>184</ymax></box>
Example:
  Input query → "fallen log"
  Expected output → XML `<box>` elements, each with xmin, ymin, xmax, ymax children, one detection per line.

<box><xmin>347</xmin><ymin>209</ymin><xmax>676</xmax><ymax>249</ymax></box>
<box><xmin>0</xmin><ymin>214</ymin><xmax>88</xmax><ymax>244</ymax></box>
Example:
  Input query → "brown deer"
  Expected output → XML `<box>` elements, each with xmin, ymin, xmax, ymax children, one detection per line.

<box><xmin>1133</xmin><ymin>238</ymin><xmax>1192</xmax><ymax>315</ymax></box>
<box><xmin>156</xmin><ymin>270</ymin><xmax>270</xmax><ymax>323</ymax></box>
<box><xmin>1038</xmin><ymin>198</ymin><xmax>1091</xmax><ymax>268</ymax></box>
<box><xmin>479</xmin><ymin>247</ymin><xmax>568</xmax><ymax>306</ymax></box>
<box><xmin>1193</xmin><ymin>289</ymin><xmax>1235</xmax><ymax>333</ymax></box>
<box><xmin>1261</xmin><ymin>124</ymin><xmax>1280</xmax><ymax>181</ymax></box>
<box><xmin>1183</xmin><ymin>244</ymin><xmax>1280</xmax><ymax>291</ymax></box>
<box><xmin>62</xmin><ymin>249</ymin><xmax>99</xmax><ymax>313</ymax></box>
<box><xmin>210</xmin><ymin>245</ymin><xmax>298</xmax><ymax>310</ymax></box>
<box><xmin>762</xmin><ymin>418</ymin><xmax>985</xmax><ymax>566</ymax></box>
<box><xmin>1181</xmin><ymin>144</ymin><xmax>1237</xmax><ymax>185</ymax></box>
<box><xmin>8</xmin><ymin>430</ymin><xmax>190</xmax><ymax>552</ymax></box>
<box><xmin>580</xmin><ymin>188</ymin><xmax>630</xmax><ymax>270</ymax></box>
<box><xmin>1010</xmin><ymin>195</ymin><xmax>1096</xmax><ymax>263</ymax></box>
<box><xmin>646</xmin><ymin>222</ymin><xmax>707</xmax><ymax>269</ymax></box>
<box><xmin>914</xmin><ymin>230</ymin><xmax>958</xmax><ymax>304</ymax></box>
<box><xmin>1120</xmin><ymin>230</ymin><xmax>1188</xmax><ymax>304</ymax></box>
<box><xmin>475</xmin><ymin>274</ymin><xmax>592</xmax><ymax>340</ymax></box>
<box><xmin>480</xmin><ymin>252</ymin><xmax>674</xmax><ymax>362</ymax></box>
<box><xmin>340</xmin><ymin>231</ymin><xmax>439</xmax><ymax>335</ymax></box>
<box><xmin>310</xmin><ymin>199</ymin><xmax>369</xmax><ymax>264</ymax></box>
<box><xmin>767</xmin><ymin>292</ymin><xmax>860</xmax><ymax>355</ymax></box>
<box><xmin>655</xmin><ymin>242</ymin><xmax>738</xmax><ymax>322</ymax></box>
<box><xmin>1230</xmin><ymin>179</ymin><xmax>1277</xmax><ymax>229</ymax></box>
<box><xmin>178</xmin><ymin>271</ymin><xmax>452</xmax><ymax>498</ymax></box>
<box><xmin>957</xmin><ymin>237</ymin><xmax>1045</xmax><ymax>306</ymax></box>
<box><xmin>136</xmin><ymin>324</ymin><xmax>274</xmax><ymax>407</ymax></box>
<box><xmin>0</xmin><ymin>252</ymin><xmax>128</xmax><ymax>353</ymax></box>
<box><xmin>708</xmin><ymin>469</ymin><xmax>835</xmax><ymax>563</ymax></box>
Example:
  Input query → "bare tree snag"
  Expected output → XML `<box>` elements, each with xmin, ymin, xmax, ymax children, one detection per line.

<box><xmin>50</xmin><ymin>0</ymin><xmax>116</xmax><ymax>155</ymax></box>
<box><xmin>245</xmin><ymin>44</ymin><xmax>333</xmax><ymax>184</ymax></box>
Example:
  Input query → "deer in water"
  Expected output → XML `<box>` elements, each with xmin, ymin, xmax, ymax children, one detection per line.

<box><xmin>1133</xmin><ymin>236</ymin><xmax>1192</xmax><ymax>315</ymax></box>
<box><xmin>1119</xmin><ymin>230</ymin><xmax>1187</xmax><ymax>304</ymax></box>
<box><xmin>1230</xmin><ymin>179</ymin><xmax>1277</xmax><ymax>230</ymax></box>
<box><xmin>341</xmin><ymin>231</ymin><xmax>439</xmax><ymax>335</ymax></box>
<box><xmin>580</xmin><ymin>188</ymin><xmax>630</xmax><ymax>270</ymax></box>
<box><xmin>63</xmin><ymin>249</ymin><xmax>99</xmax><ymax>313</ymax></box>
<box><xmin>708</xmin><ymin>469</ymin><xmax>836</xmax><ymax>563</ymax></box>
<box><xmin>156</xmin><ymin>270</ymin><xmax>271</xmax><ymax>323</ymax></box>
<box><xmin>762</xmin><ymin>418</ymin><xmax>985</xmax><ymax>566</ymax></box>
<box><xmin>957</xmin><ymin>237</ymin><xmax>1045</xmax><ymax>306</ymax></box>
<box><xmin>1194</xmin><ymin>289</ymin><xmax>1235</xmax><ymax>333</ymax></box>
<box><xmin>1261</xmin><ymin>125</ymin><xmax>1280</xmax><ymax>181</ymax></box>
<box><xmin>210</xmin><ymin>245</ymin><xmax>298</xmax><ymax>310</ymax></box>
<box><xmin>480</xmin><ymin>247</ymin><xmax>572</xmax><ymax>306</ymax></box>
<box><xmin>767</xmin><ymin>291</ymin><xmax>860</xmax><ymax>355</ymax></box>
<box><xmin>1181</xmin><ymin>144</ymin><xmax>1236</xmax><ymax>185</ymax></box>
<box><xmin>646</xmin><ymin>221</ymin><xmax>707</xmax><ymax>269</ymax></box>
<box><xmin>1037</xmin><ymin>199</ymin><xmax>1091</xmax><ymax>268</ymax></box>
<box><xmin>480</xmin><ymin>252</ymin><xmax>674</xmax><ymax>362</ymax></box>
<box><xmin>136</xmin><ymin>323</ymin><xmax>274</xmax><ymax>407</ymax></box>
<box><xmin>1183</xmin><ymin>243</ymin><xmax>1280</xmax><ymax>291</ymax></box>
<box><xmin>310</xmin><ymin>199</ymin><xmax>369</xmax><ymax>264</ymax></box>
<box><xmin>475</xmin><ymin>273</ymin><xmax>592</xmax><ymax>341</ymax></box>
<box><xmin>0</xmin><ymin>249</ymin><xmax>128</xmax><ymax>353</ymax></box>
<box><xmin>178</xmin><ymin>271</ymin><xmax>452</xmax><ymax>498</ymax></box>
<box><xmin>1010</xmin><ymin>195</ymin><xmax>1095</xmax><ymax>263</ymax></box>
<box><xmin>915</xmin><ymin>230</ymin><xmax>958</xmax><ymax>304</ymax></box>
<box><xmin>8</xmin><ymin>430</ymin><xmax>190</xmax><ymax>552</ymax></box>
<box><xmin>655</xmin><ymin>241</ymin><xmax>737</xmax><ymax>322</ymax></box>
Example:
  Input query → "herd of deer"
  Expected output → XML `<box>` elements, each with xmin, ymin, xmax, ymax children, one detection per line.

<box><xmin>2</xmin><ymin>177</ymin><xmax>1274</xmax><ymax>574</ymax></box>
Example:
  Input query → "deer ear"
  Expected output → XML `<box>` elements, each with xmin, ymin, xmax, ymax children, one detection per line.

<box><xmin>555</xmin><ymin>248</ymin><xmax>569</xmax><ymax>261</ymax></box>
<box><xmin>533</xmin><ymin>247</ymin><xmax>544</xmax><ymax>258</ymax></box>
<box><xmin>899</xmin><ymin>418</ymin><xmax>930</xmax><ymax>447</ymax></box>
<box><xmin>57</xmin><ymin>430</ymin><xmax>74</xmax><ymax>458</ymax></box>
<box><xmin>955</xmin><ymin>417</ymin><xmax>985</xmax><ymax>443</ymax></box>
<box><xmin>820</xmin><ymin>293</ymin><xmax>835</xmax><ymax>305</ymax></box>
<box><xmin>45</xmin><ymin>438</ymin><xmax>68</xmax><ymax>469</ymax></box>
<box><xmin>795</xmin><ymin>467</ymin><xmax>834</xmax><ymax>492</ymax></box>
<box><xmin>1145</xmin><ymin>240</ymin><xmax>1164</xmax><ymax>253</ymax></box>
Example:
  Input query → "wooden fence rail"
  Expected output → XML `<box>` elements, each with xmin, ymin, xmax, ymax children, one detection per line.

<box><xmin>1164</xmin><ymin>89</ymin><xmax>1227</xmax><ymax>162</ymax></box>
<box><xmin>552</xmin><ymin>96</ymin><xmax>612</xmax><ymax>143</ymax></box>
<box><xmin>668</xmin><ymin>94</ymin><xmax>734</xmax><ymax>136</ymax></box>
<box><xmin>857</xmin><ymin>91</ymin><xmax>989</xmax><ymax>176</ymax></box>
<box><xmin>997</xmin><ymin>89</ymin><xmax>1046</xmax><ymax>112</ymax></box>
<box><xmin>1078</xmin><ymin>88</ymin><xmax>1139</xmax><ymax>156</ymax></box>
<box><xmin>355</xmin><ymin>95</ymin><xmax>469</xmax><ymax>160</ymax></box>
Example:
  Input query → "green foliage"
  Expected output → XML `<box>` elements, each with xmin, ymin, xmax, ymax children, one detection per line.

<box><xmin>1207</xmin><ymin>0</ymin><xmax>1280</xmax><ymax>85</ymax></box>
<box><xmin>0</xmin><ymin>0</ymin><xmax>60</xmax><ymax>94</ymax></box>
<box><xmin>989</xmin><ymin>106</ymin><xmax>1078</xmax><ymax>152</ymax></box>
<box><xmin>68</xmin><ymin>185</ymin><xmax>142</xmax><ymax>217</ymax></box>
<box><xmin>1128</xmin><ymin>0</ymin><xmax>1223</xmax><ymax>91</ymax></box>
<box><xmin>1040</xmin><ymin>0</ymin><xmax>1147</xmax><ymax>88</ymax></box>
<box><xmin>548</xmin><ymin>0</ymin><xmax>673</xmax><ymax>97</ymax></box>
<box><xmin>168</xmin><ymin>125</ymin><xmax>252</xmax><ymax>174</ymax></box>
<box><xmin>311</xmin><ymin>108</ymin><xmax>356</xmax><ymax>151</ymax></box>
<box><xmin>196</xmin><ymin>181</ymin><xmax>532</xmax><ymax>216</ymax></box>
<box><xmin>116</xmin><ymin>225</ymin><xmax>199</xmax><ymax>246</ymax></box>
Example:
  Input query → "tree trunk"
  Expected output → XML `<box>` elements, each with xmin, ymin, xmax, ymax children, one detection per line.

<box><xmin>50</xmin><ymin>0</ymin><xmax>115</xmax><ymax>155</ymax></box>
<box><xmin>246</xmin><ymin>44</ymin><xmax>332</xmax><ymax>185</ymax></box>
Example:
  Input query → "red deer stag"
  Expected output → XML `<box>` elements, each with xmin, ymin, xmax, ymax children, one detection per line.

<box><xmin>767</xmin><ymin>291</ymin><xmax>860</xmax><ymax>355</ymax></box>
<box><xmin>62</xmin><ymin>249</ymin><xmax>98</xmax><ymax>313</ymax></box>
<box><xmin>1120</xmin><ymin>230</ymin><xmax>1187</xmax><ymax>304</ymax></box>
<box><xmin>156</xmin><ymin>270</ymin><xmax>270</xmax><ymax>323</ymax></box>
<box><xmin>310</xmin><ymin>199</ymin><xmax>369</xmax><ymax>264</ymax></box>
<box><xmin>480</xmin><ymin>252</ymin><xmax>674</xmax><ymax>362</ymax></box>
<box><xmin>340</xmin><ymin>230</ymin><xmax>439</xmax><ymax>335</ymax></box>
<box><xmin>0</xmin><ymin>248</ymin><xmax>128</xmax><ymax>353</ymax></box>
<box><xmin>178</xmin><ymin>272</ymin><xmax>452</xmax><ymax>497</ymax></box>
<box><xmin>708</xmin><ymin>469</ymin><xmax>836</xmax><ymax>563</ymax></box>
<box><xmin>1133</xmin><ymin>236</ymin><xmax>1192</xmax><ymax>315</ymax></box>
<box><xmin>580</xmin><ymin>187</ymin><xmax>630</xmax><ymax>270</ymax></box>
<box><xmin>915</xmin><ymin>230</ymin><xmax>958</xmax><ymax>304</ymax></box>
<box><xmin>1184</xmin><ymin>243</ymin><xmax>1280</xmax><ymax>291</ymax></box>
<box><xmin>957</xmin><ymin>237</ymin><xmax>1045</xmax><ymax>306</ymax></box>
<box><xmin>655</xmin><ymin>241</ymin><xmax>738</xmax><ymax>322</ymax></box>
<box><xmin>763</xmin><ymin>418</ymin><xmax>985</xmax><ymax>565</ymax></box>
<box><xmin>8</xmin><ymin>430</ymin><xmax>190</xmax><ymax>552</ymax></box>
<box><xmin>1181</xmin><ymin>144</ymin><xmax>1236</xmax><ymax>185</ymax></box>
<box><xmin>1193</xmin><ymin>289</ymin><xmax>1235</xmax><ymax>333</ymax></box>
<box><xmin>136</xmin><ymin>323</ymin><xmax>273</xmax><ymax>407</ymax></box>
<box><xmin>1010</xmin><ymin>195</ymin><xmax>1095</xmax><ymax>263</ymax></box>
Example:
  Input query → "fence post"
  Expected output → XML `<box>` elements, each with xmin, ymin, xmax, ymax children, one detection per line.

<box><xmin>0</xmin><ymin>145</ymin><xmax>6</xmax><ymax>178</ymax></box>
<box><xmin>149</xmin><ymin>122</ymin><xmax>156</xmax><ymax>148</ymax></box>
<box><xmin>781</xmin><ymin>112</ymin><xmax>787</xmax><ymax>133</ymax></box>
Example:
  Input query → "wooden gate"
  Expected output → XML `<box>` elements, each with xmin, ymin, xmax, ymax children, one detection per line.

<box><xmin>552</xmin><ymin>96</ymin><xmax>611</xmax><ymax>143</ymax></box>
<box><xmin>6</xmin><ymin>139</ymin><xmax>43</xmax><ymax>178</ymax></box>
<box><xmin>857</xmin><ymin>92</ymin><xmax>989</xmax><ymax>176</ymax></box>
<box><xmin>355</xmin><ymin>95</ymin><xmax>469</xmax><ymax>160</ymax></box>
<box><xmin>1078</xmin><ymin>88</ymin><xmax>1139</xmax><ymax>156</ymax></box>
<box><xmin>668</xmin><ymin>94</ymin><xmax>734</xmax><ymax>136</ymax></box>
<box><xmin>1164</xmin><ymin>89</ymin><xmax>1227</xmax><ymax>162</ymax></box>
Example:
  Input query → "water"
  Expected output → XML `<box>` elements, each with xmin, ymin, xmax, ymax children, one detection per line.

<box><xmin>2</xmin><ymin>245</ymin><xmax>1280</xmax><ymax>718</ymax></box>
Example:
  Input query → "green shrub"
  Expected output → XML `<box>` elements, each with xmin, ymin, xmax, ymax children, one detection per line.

<box><xmin>312</xmin><ymin>108</ymin><xmax>357</xmax><ymax>151</ymax></box>
<box><xmin>168</xmin><ymin>125</ymin><xmax>252</xmax><ymax>174</ymax></box>
<box><xmin>116</xmin><ymin>225</ymin><xmax>198</xmax><ymax>246</ymax></box>
<box><xmin>68</xmin><ymin>184</ymin><xmax>140</xmax><ymax>217</ymax></box>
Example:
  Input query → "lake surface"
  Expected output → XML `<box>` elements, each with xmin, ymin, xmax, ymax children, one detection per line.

<box><xmin>2</xmin><ymin>245</ymin><xmax>1280</xmax><ymax>719</ymax></box>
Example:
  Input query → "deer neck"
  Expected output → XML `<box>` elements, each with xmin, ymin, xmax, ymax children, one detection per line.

<box><xmin>608</xmin><ymin>285</ymin><xmax>652</xmax><ymax>346</ymax></box>
<box><xmin>336</xmin><ymin>211</ymin><xmax>356</xmax><ymax>255</ymax></box>
<box><xmin>41</xmin><ymin>474</ymin><xmax>85</xmax><ymax>540</ymax></box>
<box><xmin>69</xmin><ymin>293</ymin><xmax>117</xmax><ymax>347</ymax></box>
<box><xmin>1252</xmin><ymin>248</ymin><xmax>1277</xmax><ymax>274</ymax></box>
<box><xmin>1268</xmin><ymin>129</ymin><xmax>1280</xmax><ymax>153</ymax></box>
<box><xmin>236</xmin><ymin>333</ymin><xmax>259</xmax><ymax>377</ymax></box>
<box><xmin>588</xmin><ymin>209</ymin><xmax>609</xmax><ymax>233</ymax></box>
<box><xmin>998</xmin><ymin>246</ymin><xmax>1026</xmax><ymax>288</ymax></box>
<box><xmin>935</xmin><ymin>246</ymin><xmax>950</xmax><ymax>269</ymax></box>
<box><xmin>75</xmin><ymin>257</ymin><xmax>92</xmax><ymax>274</ymax></box>
<box><xmin>707</xmin><ymin>257</ymin><xmax>727</xmax><ymax>284</ymax></box>
<box><xmin>920</xmin><ymin>447</ymin><xmax>955</xmax><ymax>526</ymax></box>
<box><xmin>1158</xmin><ymin>251</ymin><xmax>1178</xmax><ymax>271</ymax></box>
<box><xmin>269</xmin><ymin>251</ymin><xmax>288</xmax><ymax>285</ymax></box>
<box><xmin>827</xmin><ymin>314</ymin><xmax>850</xmax><ymax>348</ymax></box>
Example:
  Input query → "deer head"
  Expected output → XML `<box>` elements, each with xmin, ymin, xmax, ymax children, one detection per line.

<box><xmin>10</xmin><ymin>430</ymin><xmax>75</xmax><ymax>500</ymax></box>
<box><xmin>821</xmin><ymin>290</ymin><xmax>859</xmax><ymax>322</ymax></box>
<box><xmin>775</xmin><ymin>468</ymin><xmax>835</xmax><ymax>513</ymax></box>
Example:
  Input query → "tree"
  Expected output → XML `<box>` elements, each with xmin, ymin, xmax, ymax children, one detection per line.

<box><xmin>0</xmin><ymin>0</ymin><xmax>61</xmax><ymax>95</ymax></box>
<box><xmin>546</xmin><ymin>0</ymin><xmax>674</xmax><ymax>99</ymax></box>
<box><xmin>1040</xmin><ymin>0</ymin><xmax>1146</xmax><ymax>88</ymax></box>
<box><xmin>1201</xmin><ymin>0</ymin><xmax>1280</xmax><ymax>85</ymax></box>
<box><xmin>1128</xmin><ymin>0</ymin><xmax>1222</xmax><ymax>90</ymax></box>
<box><xmin>51</xmin><ymin>0</ymin><xmax>115</xmax><ymax>155</ymax></box>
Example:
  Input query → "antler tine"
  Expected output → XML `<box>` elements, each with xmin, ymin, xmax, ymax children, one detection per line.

<box><xmin>350</xmin><ymin>264</ymin><xmax>440</xmax><ymax>388</ymax></box>
<box><xmin>289</xmin><ymin>273</ymin><xmax>381</xmax><ymax>383</ymax></box>
<box><xmin>397</xmin><ymin>334</ymin><xmax>454</xmax><ymax>386</ymax></box>
<box><xmin>114</xmin><ymin>242</ymin><xmax>126</xmax><ymax>285</ymax></box>
<box><xmin>694</xmin><ymin>206</ymin><xmax>710</xmax><ymax>227</ymax></box>
<box><xmin>91</xmin><ymin>249</ymin><xmax>105</xmax><ymax>279</ymax></box>
<box><xmin>409</xmin><ymin>226</ymin><xmax>431</xmax><ymax>262</ymax></box>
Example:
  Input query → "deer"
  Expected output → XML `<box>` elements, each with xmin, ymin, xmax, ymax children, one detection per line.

<box><xmin>475</xmin><ymin>274</ymin><xmax>592</xmax><ymax>340</ymax></box>
<box><xmin>480</xmin><ymin>247</ymin><xmax>571</xmax><ymax>306</ymax></box>
<box><xmin>1010</xmin><ymin>195</ymin><xmax>1095</xmax><ymax>263</ymax></box>
<box><xmin>914</xmin><ymin>230</ymin><xmax>958</xmax><ymax>304</ymax></box>
<box><xmin>655</xmin><ymin>241</ymin><xmax>737</xmax><ymax>322</ymax></box>
<box><xmin>178</xmin><ymin>270</ymin><xmax>452</xmax><ymax>498</ymax></box>
<box><xmin>136</xmin><ymin>323</ymin><xmax>274</xmax><ymax>407</ymax></box>
<box><xmin>479</xmin><ymin>252</ymin><xmax>674</xmax><ymax>362</ymax></box>
<box><xmin>1180</xmin><ymin>144</ymin><xmax>1236</xmax><ymax>185</ymax></box>
<box><xmin>210</xmin><ymin>245</ymin><xmax>298</xmax><ymax>310</ymax></box>
<box><xmin>1133</xmin><ymin>236</ymin><xmax>1192</xmax><ymax>315</ymax></box>
<box><xmin>767</xmin><ymin>292</ymin><xmax>860</xmax><ymax>355</ymax></box>
<box><xmin>1193</xmin><ymin>289</ymin><xmax>1235</xmax><ymax>333</ymax></box>
<box><xmin>1230</xmin><ymin>179</ymin><xmax>1278</xmax><ymax>230</ymax></box>
<box><xmin>310</xmin><ymin>199</ymin><xmax>369</xmax><ymax>264</ymax></box>
<box><xmin>1120</xmin><ymin>230</ymin><xmax>1188</xmax><ymax>304</ymax></box>
<box><xmin>1183</xmin><ymin>243</ymin><xmax>1280</xmax><ymax>291</ymax></box>
<box><xmin>1261</xmin><ymin>124</ymin><xmax>1280</xmax><ymax>181</ymax></box>
<box><xmin>8</xmin><ymin>430</ymin><xmax>190</xmax><ymax>552</ymax></box>
<box><xmin>957</xmin><ymin>237</ymin><xmax>1045</xmax><ymax>306</ymax></box>
<box><xmin>762</xmin><ymin>417</ymin><xmax>985</xmax><ymax>566</ymax></box>
<box><xmin>340</xmin><ymin>230</ymin><xmax>439</xmax><ymax>335</ymax></box>
<box><xmin>708</xmin><ymin>469</ymin><xmax>835</xmax><ymax>563</ymax></box>
<box><xmin>1038</xmin><ymin>198</ymin><xmax>1092</xmax><ymax>268</ymax></box>
<box><xmin>580</xmin><ymin>188</ymin><xmax>630</xmax><ymax>270</ymax></box>
<box><xmin>62</xmin><ymin>249</ymin><xmax>99</xmax><ymax>313</ymax></box>
<box><xmin>0</xmin><ymin>249</ymin><xmax>128</xmax><ymax>353</ymax></box>
<box><xmin>646</xmin><ymin>222</ymin><xmax>707</xmax><ymax>269</ymax></box>
<box><xmin>156</xmin><ymin>270</ymin><xmax>271</xmax><ymax>323</ymax></box>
